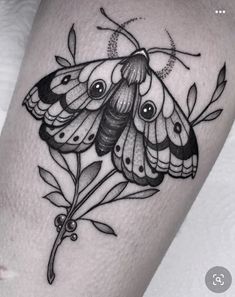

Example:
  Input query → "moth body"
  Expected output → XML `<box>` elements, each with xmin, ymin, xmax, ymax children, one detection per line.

<box><xmin>95</xmin><ymin>104</ymin><xmax>130</xmax><ymax>156</ymax></box>
<box><xmin>96</xmin><ymin>51</ymin><xmax>148</xmax><ymax>156</ymax></box>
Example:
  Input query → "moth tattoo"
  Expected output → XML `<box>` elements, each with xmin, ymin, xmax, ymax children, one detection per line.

<box><xmin>22</xmin><ymin>8</ymin><xmax>226</xmax><ymax>284</ymax></box>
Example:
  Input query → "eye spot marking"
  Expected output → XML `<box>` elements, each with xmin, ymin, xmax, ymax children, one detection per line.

<box><xmin>89</xmin><ymin>79</ymin><xmax>106</xmax><ymax>99</ymax></box>
<box><xmin>174</xmin><ymin>122</ymin><xmax>182</xmax><ymax>134</ymax></box>
<box><xmin>88</xmin><ymin>134</ymin><xmax>95</xmax><ymax>141</ymax></box>
<box><xmin>140</xmin><ymin>100</ymin><xmax>157</xmax><ymax>121</ymax></box>
<box><xmin>116</xmin><ymin>145</ymin><xmax>121</xmax><ymax>152</ymax></box>
<box><xmin>61</xmin><ymin>75</ymin><xmax>71</xmax><ymax>85</ymax></box>
<box><xmin>59</xmin><ymin>132</ymin><xmax>65</xmax><ymax>138</ymax></box>
<box><xmin>139</xmin><ymin>166</ymin><xmax>144</xmax><ymax>172</ymax></box>
<box><xmin>49</xmin><ymin>127</ymin><xmax>55</xmax><ymax>131</ymax></box>
<box><xmin>73</xmin><ymin>136</ymin><xmax>79</xmax><ymax>142</ymax></box>
<box><xmin>125</xmin><ymin>157</ymin><xmax>131</xmax><ymax>165</ymax></box>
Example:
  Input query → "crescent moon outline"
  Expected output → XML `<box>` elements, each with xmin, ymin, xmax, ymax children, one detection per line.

<box><xmin>107</xmin><ymin>21</ymin><xmax>176</xmax><ymax>79</ymax></box>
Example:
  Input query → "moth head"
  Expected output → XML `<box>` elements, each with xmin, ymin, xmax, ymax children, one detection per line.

<box><xmin>121</xmin><ymin>48</ymin><xmax>150</xmax><ymax>85</ymax></box>
<box><xmin>131</xmin><ymin>48</ymin><xmax>149</xmax><ymax>61</ymax></box>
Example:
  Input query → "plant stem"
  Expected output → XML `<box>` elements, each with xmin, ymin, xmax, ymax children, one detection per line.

<box><xmin>47</xmin><ymin>224</ymin><xmax>66</xmax><ymax>284</ymax></box>
<box><xmin>47</xmin><ymin>153</ymin><xmax>81</xmax><ymax>284</ymax></box>
<box><xmin>77</xmin><ymin>195</ymin><xmax>129</xmax><ymax>220</ymax></box>
<box><xmin>47</xmin><ymin>157</ymin><xmax>116</xmax><ymax>284</ymax></box>
<box><xmin>71</xmin><ymin>169</ymin><xmax>117</xmax><ymax>217</ymax></box>
<box><xmin>191</xmin><ymin>102</ymin><xmax>211</xmax><ymax>126</ymax></box>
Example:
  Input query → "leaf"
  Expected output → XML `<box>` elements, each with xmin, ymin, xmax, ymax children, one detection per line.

<box><xmin>187</xmin><ymin>83</ymin><xmax>197</xmax><ymax>117</ymax></box>
<box><xmin>217</xmin><ymin>63</ymin><xmax>226</xmax><ymax>86</ymax></box>
<box><xmin>79</xmin><ymin>161</ymin><xmax>102</xmax><ymax>192</ymax></box>
<box><xmin>211</xmin><ymin>81</ymin><xmax>227</xmax><ymax>103</ymax></box>
<box><xmin>38</xmin><ymin>166</ymin><xmax>61</xmax><ymax>190</ymax></box>
<box><xmin>200</xmin><ymin>109</ymin><xmax>223</xmax><ymax>122</ymax></box>
<box><xmin>43</xmin><ymin>191</ymin><xmax>70</xmax><ymax>208</ymax></box>
<box><xmin>118</xmin><ymin>188</ymin><xmax>159</xmax><ymax>200</ymax></box>
<box><xmin>92</xmin><ymin>220</ymin><xmax>117</xmax><ymax>236</ymax></box>
<box><xmin>49</xmin><ymin>148</ymin><xmax>70</xmax><ymax>172</ymax></box>
<box><xmin>55</xmin><ymin>56</ymin><xmax>71</xmax><ymax>67</ymax></box>
<box><xmin>102</xmin><ymin>181</ymin><xmax>128</xmax><ymax>203</ymax></box>
<box><xmin>68</xmin><ymin>24</ymin><xmax>77</xmax><ymax>63</ymax></box>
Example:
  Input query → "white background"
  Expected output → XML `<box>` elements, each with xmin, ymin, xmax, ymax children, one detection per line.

<box><xmin>0</xmin><ymin>1</ymin><xmax>234</xmax><ymax>296</ymax></box>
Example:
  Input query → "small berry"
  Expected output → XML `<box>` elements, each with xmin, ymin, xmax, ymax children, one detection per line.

<box><xmin>57</xmin><ymin>226</ymin><xmax>62</xmax><ymax>232</ymax></box>
<box><xmin>66</xmin><ymin>220</ymin><xmax>77</xmax><ymax>232</ymax></box>
<box><xmin>70</xmin><ymin>233</ymin><xmax>78</xmax><ymax>241</ymax></box>
<box><xmin>54</xmin><ymin>214</ymin><xmax>66</xmax><ymax>227</ymax></box>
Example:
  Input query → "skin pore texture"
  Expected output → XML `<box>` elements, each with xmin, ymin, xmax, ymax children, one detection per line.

<box><xmin>0</xmin><ymin>1</ymin><xmax>235</xmax><ymax>297</ymax></box>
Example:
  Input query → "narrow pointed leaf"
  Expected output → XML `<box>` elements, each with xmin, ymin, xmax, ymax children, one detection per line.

<box><xmin>55</xmin><ymin>56</ymin><xmax>71</xmax><ymax>67</ymax></box>
<box><xmin>38</xmin><ymin>166</ymin><xmax>61</xmax><ymax>190</ymax></box>
<box><xmin>92</xmin><ymin>220</ymin><xmax>117</xmax><ymax>236</ymax></box>
<box><xmin>79</xmin><ymin>161</ymin><xmax>102</xmax><ymax>192</ymax></box>
<box><xmin>43</xmin><ymin>191</ymin><xmax>70</xmax><ymax>207</ymax></box>
<box><xmin>68</xmin><ymin>24</ymin><xmax>76</xmax><ymax>63</ymax></box>
<box><xmin>118</xmin><ymin>188</ymin><xmax>159</xmax><ymax>200</ymax></box>
<box><xmin>201</xmin><ymin>109</ymin><xmax>223</xmax><ymax>122</ymax></box>
<box><xmin>49</xmin><ymin>148</ymin><xmax>70</xmax><ymax>172</ymax></box>
<box><xmin>102</xmin><ymin>181</ymin><xmax>128</xmax><ymax>203</ymax></box>
<box><xmin>217</xmin><ymin>63</ymin><xmax>226</xmax><ymax>86</ymax></box>
<box><xmin>211</xmin><ymin>81</ymin><xmax>227</xmax><ymax>103</ymax></box>
<box><xmin>187</xmin><ymin>83</ymin><xmax>197</xmax><ymax>116</ymax></box>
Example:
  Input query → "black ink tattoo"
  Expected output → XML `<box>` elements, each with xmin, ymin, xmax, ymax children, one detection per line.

<box><xmin>107</xmin><ymin>17</ymin><xmax>142</xmax><ymax>58</ymax></box>
<box><xmin>22</xmin><ymin>7</ymin><xmax>226</xmax><ymax>284</ymax></box>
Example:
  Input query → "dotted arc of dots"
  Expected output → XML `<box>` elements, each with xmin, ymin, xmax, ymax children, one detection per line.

<box><xmin>215</xmin><ymin>10</ymin><xmax>226</xmax><ymax>14</ymax></box>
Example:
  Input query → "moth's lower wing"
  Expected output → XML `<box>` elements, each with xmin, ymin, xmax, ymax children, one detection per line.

<box><xmin>23</xmin><ymin>58</ymin><xmax>124</xmax><ymax>127</ymax></box>
<box><xmin>134</xmin><ymin>85</ymin><xmax>198</xmax><ymax>179</ymax></box>
<box><xmin>39</xmin><ymin>108</ymin><xmax>104</xmax><ymax>153</ymax></box>
<box><xmin>112</xmin><ymin>120</ymin><xmax>164</xmax><ymax>186</ymax></box>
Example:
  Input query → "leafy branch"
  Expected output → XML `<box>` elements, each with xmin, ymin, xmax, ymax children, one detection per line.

<box><xmin>188</xmin><ymin>63</ymin><xmax>226</xmax><ymax>126</ymax></box>
<box><xmin>76</xmin><ymin>184</ymin><xmax>159</xmax><ymax>221</ymax></box>
<box><xmin>38</xmin><ymin>147</ymin><xmax>159</xmax><ymax>284</ymax></box>
<box><xmin>55</xmin><ymin>24</ymin><xmax>77</xmax><ymax>67</ymax></box>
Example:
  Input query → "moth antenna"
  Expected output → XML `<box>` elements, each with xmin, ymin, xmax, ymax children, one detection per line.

<box><xmin>97</xmin><ymin>26</ymin><xmax>138</xmax><ymax>50</ymax></box>
<box><xmin>148</xmin><ymin>47</ymin><xmax>201</xmax><ymax>57</ymax></box>
<box><xmin>100</xmin><ymin>7</ymin><xmax>140</xmax><ymax>49</ymax></box>
<box><xmin>150</xmin><ymin>50</ymin><xmax>190</xmax><ymax>70</ymax></box>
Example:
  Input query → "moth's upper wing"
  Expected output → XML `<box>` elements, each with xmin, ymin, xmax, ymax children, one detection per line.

<box><xmin>23</xmin><ymin>57</ymin><xmax>124</xmax><ymax>127</ymax></box>
<box><xmin>112</xmin><ymin>71</ymin><xmax>198</xmax><ymax>186</ymax></box>
<box><xmin>23</xmin><ymin>57</ymin><xmax>125</xmax><ymax>153</ymax></box>
<box><xmin>134</xmin><ymin>71</ymin><xmax>198</xmax><ymax>179</ymax></box>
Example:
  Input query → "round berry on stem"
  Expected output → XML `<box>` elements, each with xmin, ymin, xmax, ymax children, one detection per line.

<box><xmin>66</xmin><ymin>220</ymin><xmax>77</xmax><ymax>232</ymax></box>
<box><xmin>70</xmin><ymin>233</ymin><xmax>78</xmax><ymax>241</ymax></box>
<box><xmin>54</xmin><ymin>214</ymin><xmax>66</xmax><ymax>227</ymax></box>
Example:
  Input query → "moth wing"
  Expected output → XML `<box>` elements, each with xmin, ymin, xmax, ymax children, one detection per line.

<box><xmin>112</xmin><ymin>74</ymin><xmax>164</xmax><ymax>186</ymax></box>
<box><xmin>39</xmin><ymin>107</ymin><xmax>104</xmax><ymax>153</ymax></box>
<box><xmin>23</xmin><ymin>65</ymin><xmax>84</xmax><ymax>124</ymax></box>
<box><xmin>134</xmin><ymin>71</ymin><xmax>198</xmax><ymax>179</ymax></box>
<box><xmin>112</xmin><ymin>120</ymin><xmax>164</xmax><ymax>186</ymax></box>
<box><xmin>23</xmin><ymin>57</ymin><xmax>124</xmax><ymax>127</ymax></box>
<box><xmin>112</xmin><ymin>71</ymin><xmax>198</xmax><ymax>186</ymax></box>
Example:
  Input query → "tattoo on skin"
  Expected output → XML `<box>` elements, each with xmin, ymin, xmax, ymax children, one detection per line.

<box><xmin>22</xmin><ymin>7</ymin><xmax>226</xmax><ymax>284</ymax></box>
